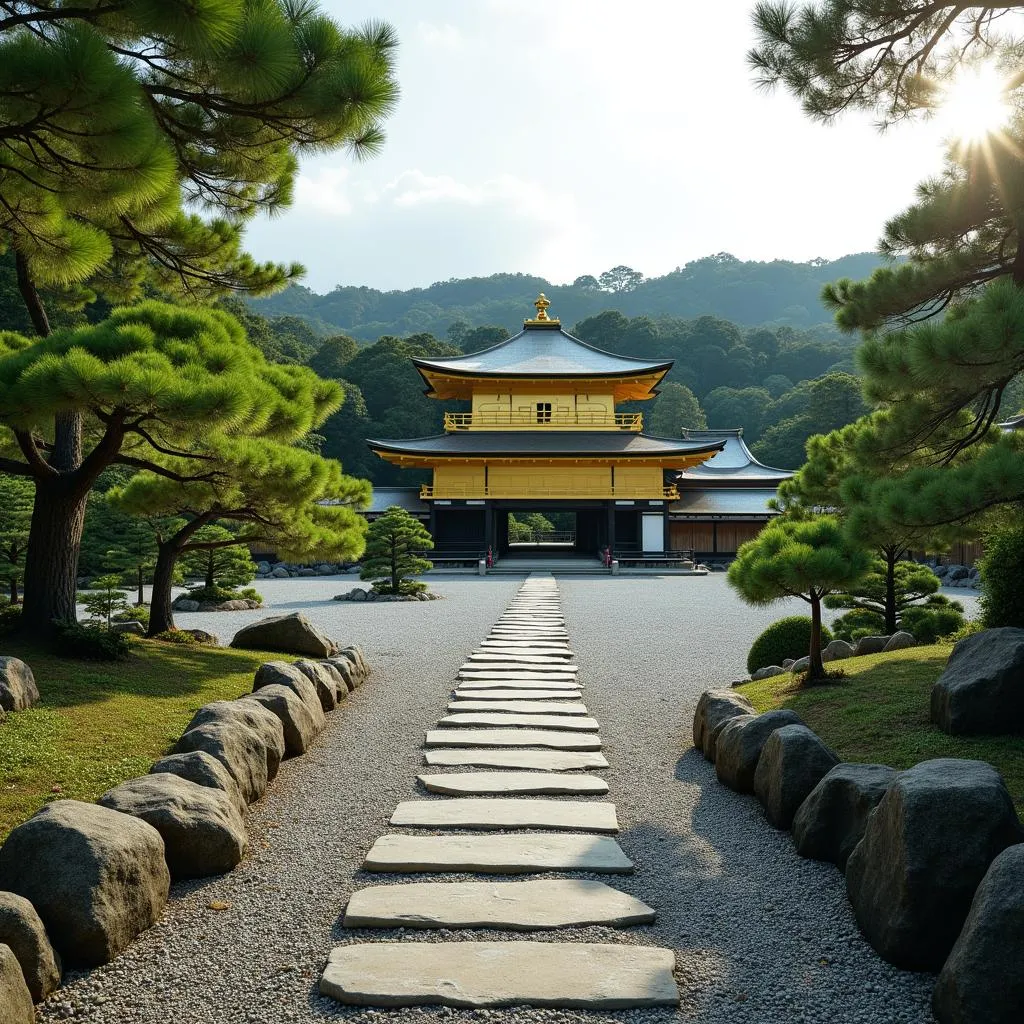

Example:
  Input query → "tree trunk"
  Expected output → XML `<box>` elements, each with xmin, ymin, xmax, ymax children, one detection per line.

<box><xmin>137</xmin><ymin>565</ymin><xmax>144</xmax><ymax>607</ymax></box>
<box><xmin>148</xmin><ymin>542</ymin><xmax>180</xmax><ymax>636</ymax></box>
<box><xmin>9</xmin><ymin>576</ymin><xmax>18</xmax><ymax>604</ymax></box>
<box><xmin>20</xmin><ymin>478</ymin><xmax>89</xmax><ymax>634</ymax></box>
<box><xmin>808</xmin><ymin>592</ymin><xmax>826</xmax><ymax>681</ymax></box>
<box><xmin>14</xmin><ymin>252</ymin><xmax>51</xmax><ymax>336</ymax></box>
<box><xmin>205</xmin><ymin>550</ymin><xmax>214</xmax><ymax>590</ymax></box>
<box><xmin>884</xmin><ymin>548</ymin><xmax>898</xmax><ymax>634</ymax></box>
<box><xmin>391</xmin><ymin>536</ymin><xmax>399</xmax><ymax>593</ymax></box>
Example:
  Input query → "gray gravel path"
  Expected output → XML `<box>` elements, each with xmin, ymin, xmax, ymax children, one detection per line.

<box><xmin>40</xmin><ymin>574</ymin><xmax>944</xmax><ymax>1024</ymax></box>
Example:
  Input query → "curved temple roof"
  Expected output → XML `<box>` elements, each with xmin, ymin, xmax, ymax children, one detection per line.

<box><xmin>677</xmin><ymin>428</ymin><xmax>793</xmax><ymax>484</ymax></box>
<box><xmin>367</xmin><ymin>431</ymin><xmax>725</xmax><ymax>460</ymax></box>
<box><xmin>413</xmin><ymin>324</ymin><xmax>672</xmax><ymax>381</ymax></box>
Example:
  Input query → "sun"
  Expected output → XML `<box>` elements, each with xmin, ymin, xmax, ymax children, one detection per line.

<box><xmin>936</xmin><ymin>64</ymin><xmax>1012</xmax><ymax>142</ymax></box>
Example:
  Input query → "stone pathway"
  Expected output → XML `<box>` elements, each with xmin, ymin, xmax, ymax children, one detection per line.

<box><xmin>319</xmin><ymin>575</ymin><xmax>680</xmax><ymax>1010</ymax></box>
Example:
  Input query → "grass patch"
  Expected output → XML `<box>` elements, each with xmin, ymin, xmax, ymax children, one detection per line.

<box><xmin>737</xmin><ymin>644</ymin><xmax>1024</xmax><ymax>813</ymax></box>
<box><xmin>0</xmin><ymin>637</ymin><xmax>279</xmax><ymax>840</ymax></box>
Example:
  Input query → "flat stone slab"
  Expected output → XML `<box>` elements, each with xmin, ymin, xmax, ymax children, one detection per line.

<box><xmin>418</xmin><ymin>772</ymin><xmax>609</xmax><ymax>796</ymax></box>
<box><xmin>424</xmin><ymin>748</ymin><xmax>608</xmax><ymax>771</ymax></box>
<box><xmin>439</xmin><ymin>712</ymin><xmax>600</xmax><ymax>731</ymax></box>
<box><xmin>447</xmin><ymin>700</ymin><xmax>588</xmax><ymax>715</ymax></box>
<box><xmin>391</xmin><ymin>798</ymin><xmax>618</xmax><ymax>832</ymax></box>
<box><xmin>425</xmin><ymin>729</ymin><xmax>601</xmax><ymax>751</ymax></box>
<box><xmin>452</xmin><ymin>689</ymin><xmax>583</xmax><ymax>702</ymax></box>
<box><xmin>343</xmin><ymin>879</ymin><xmax>650</xmax><ymax>929</ymax></box>
<box><xmin>363</xmin><ymin>833</ymin><xmax>633</xmax><ymax>874</ymax></box>
<box><xmin>468</xmin><ymin>653</ymin><xmax>573</xmax><ymax>665</ymax></box>
<box><xmin>458</xmin><ymin>676</ymin><xmax>580</xmax><ymax>689</ymax></box>
<box><xmin>460</xmin><ymin>665</ymin><xmax>578</xmax><ymax>677</ymax></box>
<box><xmin>320</xmin><ymin>941</ymin><xmax>677</xmax><ymax>1009</ymax></box>
<box><xmin>480</xmin><ymin>643</ymin><xmax>572</xmax><ymax>654</ymax></box>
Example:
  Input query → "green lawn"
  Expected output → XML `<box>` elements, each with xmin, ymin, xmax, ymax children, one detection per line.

<box><xmin>737</xmin><ymin>645</ymin><xmax>1024</xmax><ymax>813</ymax></box>
<box><xmin>0</xmin><ymin>639</ymin><xmax>280</xmax><ymax>840</ymax></box>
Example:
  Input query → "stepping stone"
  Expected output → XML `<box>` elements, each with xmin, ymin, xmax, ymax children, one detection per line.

<box><xmin>452</xmin><ymin>689</ymin><xmax>584</xmax><ymax>702</ymax></box>
<box><xmin>468</xmin><ymin>653</ymin><xmax>573</xmax><ymax>664</ymax></box>
<box><xmin>457</xmin><ymin>676</ymin><xmax>580</xmax><ymax>689</ymax></box>
<box><xmin>320</xmin><ymin>941</ymin><xmax>678</xmax><ymax>1009</ymax></box>
<box><xmin>418</xmin><ymin>771</ymin><xmax>608</xmax><ymax>796</ymax></box>
<box><xmin>363</xmin><ymin>833</ymin><xmax>632</xmax><ymax>873</ymax></box>
<box><xmin>439</xmin><ymin>712</ymin><xmax>599</xmax><ymax>731</ymax></box>
<box><xmin>424</xmin><ymin>729</ymin><xmax>601</xmax><ymax>751</ymax></box>
<box><xmin>391</xmin><ymin>798</ymin><xmax>618</xmax><ymax>832</ymax></box>
<box><xmin>424</xmin><ymin>749</ymin><xmax>607</xmax><ymax>771</ymax></box>
<box><xmin>343</xmin><ymin>878</ymin><xmax>650</xmax><ymax>929</ymax></box>
<box><xmin>447</xmin><ymin>700</ymin><xmax>587</xmax><ymax>715</ymax></box>
<box><xmin>461</xmin><ymin>662</ymin><xmax>578</xmax><ymax>673</ymax></box>
<box><xmin>480</xmin><ymin>643</ymin><xmax>572</xmax><ymax>655</ymax></box>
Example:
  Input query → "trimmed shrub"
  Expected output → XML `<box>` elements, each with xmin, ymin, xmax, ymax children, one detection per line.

<box><xmin>152</xmin><ymin>629</ymin><xmax>199</xmax><ymax>645</ymax></box>
<box><xmin>831</xmin><ymin>607</ymin><xmax>885</xmax><ymax>643</ymax></box>
<box><xmin>900</xmin><ymin>596</ymin><xmax>966</xmax><ymax>644</ymax></box>
<box><xmin>747</xmin><ymin>616</ymin><xmax>833</xmax><ymax>675</ymax></box>
<box><xmin>371</xmin><ymin>579</ymin><xmax>427</xmax><ymax>596</ymax></box>
<box><xmin>113</xmin><ymin>603</ymin><xmax>150</xmax><ymax>629</ymax></box>
<box><xmin>0</xmin><ymin>602</ymin><xmax>21</xmax><ymax>637</ymax></box>
<box><xmin>54</xmin><ymin>622</ymin><xmax>131</xmax><ymax>660</ymax></box>
<box><xmin>181</xmin><ymin>585</ymin><xmax>263</xmax><ymax>605</ymax></box>
<box><xmin>979</xmin><ymin>518</ymin><xmax>1024</xmax><ymax>628</ymax></box>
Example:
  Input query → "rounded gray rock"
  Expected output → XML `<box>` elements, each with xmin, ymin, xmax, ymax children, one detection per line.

<box><xmin>99</xmin><ymin>774</ymin><xmax>247</xmax><ymax>880</ymax></box>
<box><xmin>715</xmin><ymin>709</ymin><xmax>804</xmax><ymax>793</ymax></box>
<box><xmin>242</xmin><ymin>683</ymin><xmax>324</xmax><ymax>757</ymax></box>
<box><xmin>791</xmin><ymin>762</ymin><xmax>896</xmax><ymax>870</ymax></box>
<box><xmin>172</xmin><ymin>720</ymin><xmax>269</xmax><ymax>805</ymax></box>
<box><xmin>148</xmin><ymin>750</ymin><xmax>244</xmax><ymax>813</ymax></box>
<box><xmin>0</xmin><ymin>891</ymin><xmax>61</xmax><ymax>1001</ymax></box>
<box><xmin>933</xmin><ymin>843</ymin><xmax>1024</xmax><ymax>1024</ymax></box>
<box><xmin>753</xmin><ymin>724</ymin><xmax>840</xmax><ymax>829</ymax></box>
<box><xmin>184</xmin><ymin>699</ymin><xmax>284</xmax><ymax>781</ymax></box>
<box><xmin>846</xmin><ymin>758</ymin><xmax>1023</xmax><ymax>970</ymax></box>
<box><xmin>252</xmin><ymin>661</ymin><xmax>322</xmax><ymax>718</ymax></box>
<box><xmin>292</xmin><ymin>659</ymin><xmax>339</xmax><ymax>712</ymax></box>
<box><xmin>230</xmin><ymin>611</ymin><xmax>336</xmax><ymax>657</ymax></box>
<box><xmin>0</xmin><ymin>942</ymin><xmax>34</xmax><ymax>1023</ymax></box>
<box><xmin>693</xmin><ymin>689</ymin><xmax>754</xmax><ymax>761</ymax></box>
<box><xmin>0</xmin><ymin>801</ymin><xmax>169</xmax><ymax>968</ymax></box>
<box><xmin>0</xmin><ymin>657</ymin><xmax>39</xmax><ymax>713</ymax></box>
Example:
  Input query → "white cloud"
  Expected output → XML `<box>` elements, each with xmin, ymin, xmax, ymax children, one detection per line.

<box><xmin>294</xmin><ymin>166</ymin><xmax>353</xmax><ymax>217</ymax></box>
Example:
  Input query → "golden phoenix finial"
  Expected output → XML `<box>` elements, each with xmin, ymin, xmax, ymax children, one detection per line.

<box><xmin>533</xmin><ymin>293</ymin><xmax>551</xmax><ymax>321</ymax></box>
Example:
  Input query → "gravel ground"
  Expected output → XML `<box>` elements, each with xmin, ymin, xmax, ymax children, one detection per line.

<box><xmin>39</xmin><ymin>574</ymin><xmax>955</xmax><ymax>1024</ymax></box>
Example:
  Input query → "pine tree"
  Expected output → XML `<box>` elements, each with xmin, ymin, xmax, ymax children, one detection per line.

<box><xmin>110</xmin><ymin>439</ymin><xmax>368</xmax><ymax>634</ymax></box>
<box><xmin>0</xmin><ymin>301</ymin><xmax>344</xmax><ymax>633</ymax></box>
<box><xmin>648</xmin><ymin>382</ymin><xmax>706</xmax><ymax>434</ymax></box>
<box><xmin>360</xmin><ymin>506</ymin><xmax>434</xmax><ymax>595</ymax></box>
<box><xmin>728</xmin><ymin>516</ymin><xmax>870</xmax><ymax>680</ymax></box>
<box><xmin>179</xmin><ymin>526</ymin><xmax>256</xmax><ymax>592</ymax></box>
<box><xmin>0</xmin><ymin>473</ymin><xmax>33</xmax><ymax>602</ymax></box>
<box><xmin>748</xmin><ymin>1</ymin><xmax>1018</xmax><ymax>125</ymax></box>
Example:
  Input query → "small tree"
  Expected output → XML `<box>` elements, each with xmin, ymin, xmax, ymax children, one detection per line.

<box><xmin>978</xmin><ymin>512</ymin><xmax>1024</xmax><ymax>629</ymax></box>
<box><xmin>728</xmin><ymin>516</ymin><xmax>870</xmax><ymax>680</ymax></box>
<box><xmin>78</xmin><ymin>574</ymin><xmax>130</xmax><ymax>629</ymax></box>
<box><xmin>361</xmin><ymin>507</ymin><xmax>434</xmax><ymax>595</ymax></box>
<box><xmin>179</xmin><ymin>527</ymin><xmax>256</xmax><ymax>592</ymax></box>
<box><xmin>0</xmin><ymin>474</ymin><xmax>33</xmax><ymax>603</ymax></box>
<box><xmin>824</xmin><ymin>559</ymin><xmax>945</xmax><ymax>636</ymax></box>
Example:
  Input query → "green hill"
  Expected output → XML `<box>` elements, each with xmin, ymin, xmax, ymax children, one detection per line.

<box><xmin>249</xmin><ymin>252</ymin><xmax>884</xmax><ymax>341</ymax></box>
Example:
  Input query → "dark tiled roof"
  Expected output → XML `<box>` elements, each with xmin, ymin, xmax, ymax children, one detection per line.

<box><xmin>413</xmin><ymin>325</ymin><xmax>672</xmax><ymax>380</ymax></box>
<box><xmin>677</xmin><ymin>428</ymin><xmax>793</xmax><ymax>483</ymax></box>
<box><xmin>367</xmin><ymin>431</ymin><xmax>725</xmax><ymax>459</ymax></box>
<box><xmin>366</xmin><ymin>487</ymin><xmax>428</xmax><ymax>515</ymax></box>
<box><xmin>670</xmin><ymin>488</ymin><xmax>781</xmax><ymax>517</ymax></box>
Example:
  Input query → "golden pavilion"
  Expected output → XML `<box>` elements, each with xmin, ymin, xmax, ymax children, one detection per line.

<box><xmin>367</xmin><ymin>296</ymin><xmax>726</xmax><ymax>557</ymax></box>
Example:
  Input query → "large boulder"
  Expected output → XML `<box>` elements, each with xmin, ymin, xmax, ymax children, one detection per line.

<box><xmin>243</xmin><ymin>684</ymin><xmax>324</xmax><ymax>757</ymax></box>
<box><xmin>173</xmin><ymin>721</ymin><xmax>269</xmax><ymax>805</ymax></box>
<box><xmin>884</xmin><ymin>630</ymin><xmax>916</xmax><ymax>652</ymax></box>
<box><xmin>753</xmin><ymin>724</ymin><xmax>840</xmax><ymax>829</ymax></box>
<box><xmin>854</xmin><ymin>635</ymin><xmax>891</xmax><ymax>656</ymax></box>
<box><xmin>0</xmin><ymin>943</ymin><xmax>33</xmax><ymax>1024</ymax></box>
<box><xmin>292</xmin><ymin>660</ymin><xmax>339</xmax><ymax>712</ymax></box>
<box><xmin>931</xmin><ymin>628</ymin><xmax>1024</xmax><ymax>736</ymax></box>
<box><xmin>183</xmin><ymin>700</ymin><xmax>284</xmax><ymax>782</ymax></box>
<box><xmin>714</xmin><ymin>709</ymin><xmax>804</xmax><ymax>793</ymax></box>
<box><xmin>318</xmin><ymin>662</ymin><xmax>349</xmax><ymax>702</ymax></box>
<box><xmin>791</xmin><ymin>763</ymin><xmax>897</xmax><ymax>870</ymax></box>
<box><xmin>0</xmin><ymin>891</ymin><xmax>61</xmax><ymax>1001</ymax></box>
<box><xmin>0</xmin><ymin>657</ymin><xmax>39</xmax><ymax>713</ymax></box>
<box><xmin>325</xmin><ymin>656</ymin><xmax>357</xmax><ymax>693</ymax></box>
<box><xmin>148</xmin><ymin>750</ymin><xmax>244</xmax><ymax>814</ymax></box>
<box><xmin>338</xmin><ymin>646</ymin><xmax>369</xmax><ymax>684</ymax></box>
<box><xmin>933</xmin><ymin>844</ymin><xmax>1024</xmax><ymax>1024</ymax></box>
<box><xmin>99</xmin><ymin>774</ymin><xmax>247</xmax><ymax>880</ymax></box>
<box><xmin>0</xmin><ymin>801</ymin><xmax>169</xmax><ymax>968</ymax></box>
<box><xmin>845</xmin><ymin>759</ymin><xmax>1022</xmax><ymax>970</ymax></box>
<box><xmin>692</xmin><ymin>690</ymin><xmax>755</xmax><ymax>761</ymax></box>
<box><xmin>822</xmin><ymin>639</ymin><xmax>855</xmax><ymax>662</ymax></box>
<box><xmin>750</xmin><ymin>665</ymin><xmax>785</xmax><ymax>681</ymax></box>
<box><xmin>230</xmin><ymin>612</ymin><xmax>337</xmax><ymax>658</ymax></box>
<box><xmin>253</xmin><ymin>661</ymin><xmax>321</xmax><ymax>715</ymax></box>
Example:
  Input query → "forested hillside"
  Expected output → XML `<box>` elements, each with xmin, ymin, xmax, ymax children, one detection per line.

<box><xmin>249</xmin><ymin>252</ymin><xmax>884</xmax><ymax>341</ymax></box>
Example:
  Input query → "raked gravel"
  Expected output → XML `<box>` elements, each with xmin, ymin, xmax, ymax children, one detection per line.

<box><xmin>41</xmin><ymin>573</ymin><xmax>945</xmax><ymax>1024</ymax></box>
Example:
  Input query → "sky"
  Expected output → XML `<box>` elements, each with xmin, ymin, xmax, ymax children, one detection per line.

<box><xmin>243</xmin><ymin>0</ymin><xmax>963</xmax><ymax>293</ymax></box>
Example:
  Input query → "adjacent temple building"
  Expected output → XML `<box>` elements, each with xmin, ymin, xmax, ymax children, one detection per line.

<box><xmin>367</xmin><ymin>296</ymin><xmax>791</xmax><ymax>561</ymax></box>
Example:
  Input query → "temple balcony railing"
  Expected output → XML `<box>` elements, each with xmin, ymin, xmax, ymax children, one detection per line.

<box><xmin>443</xmin><ymin>411</ymin><xmax>643</xmax><ymax>432</ymax></box>
<box><xmin>420</xmin><ymin>484</ymin><xmax>679</xmax><ymax>500</ymax></box>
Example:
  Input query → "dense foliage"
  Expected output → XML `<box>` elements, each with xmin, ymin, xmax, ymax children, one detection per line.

<box><xmin>747</xmin><ymin>615</ymin><xmax>833</xmax><ymax>675</ymax></box>
<box><xmin>729</xmin><ymin>516</ymin><xmax>870</xmax><ymax>679</ymax></box>
<box><xmin>0</xmin><ymin>473</ymin><xmax>32</xmax><ymax>602</ymax></box>
<box><xmin>179</xmin><ymin>527</ymin><xmax>257</xmax><ymax>591</ymax></box>
<box><xmin>979</xmin><ymin>515</ymin><xmax>1024</xmax><ymax>629</ymax></box>
<box><xmin>251</xmin><ymin>253</ymin><xmax>883</xmax><ymax>339</ymax></box>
